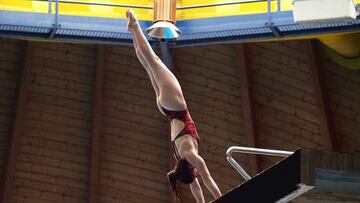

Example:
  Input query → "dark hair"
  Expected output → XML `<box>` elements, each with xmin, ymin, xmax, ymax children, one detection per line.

<box><xmin>167</xmin><ymin>159</ymin><xmax>195</xmax><ymax>200</ymax></box>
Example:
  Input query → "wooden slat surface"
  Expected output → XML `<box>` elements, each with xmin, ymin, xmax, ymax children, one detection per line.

<box><xmin>0</xmin><ymin>38</ymin><xmax>359</xmax><ymax>203</ymax></box>
<box><xmin>0</xmin><ymin>39</ymin><xmax>25</xmax><ymax>190</ymax></box>
<box><xmin>98</xmin><ymin>46</ymin><xmax>169</xmax><ymax>203</ymax></box>
<box><xmin>12</xmin><ymin>42</ymin><xmax>95</xmax><ymax>203</ymax></box>
<box><xmin>174</xmin><ymin>45</ymin><xmax>248</xmax><ymax>202</ymax></box>
<box><xmin>0</xmin><ymin>40</ymin><xmax>27</xmax><ymax>202</ymax></box>
<box><xmin>247</xmin><ymin>40</ymin><xmax>323</xmax><ymax>170</ymax></box>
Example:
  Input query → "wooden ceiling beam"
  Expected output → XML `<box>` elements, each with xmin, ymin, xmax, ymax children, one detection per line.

<box><xmin>236</xmin><ymin>44</ymin><xmax>260</xmax><ymax>175</ymax></box>
<box><xmin>307</xmin><ymin>40</ymin><xmax>338</xmax><ymax>151</ymax></box>
<box><xmin>89</xmin><ymin>46</ymin><xmax>105</xmax><ymax>203</ymax></box>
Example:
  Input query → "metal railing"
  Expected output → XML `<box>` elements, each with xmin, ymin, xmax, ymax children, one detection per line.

<box><xmin>178</xmin><ymin>0</ymin><xmax>281</xmax><ymax>11</ymax></box>
<box><xmin>43</xmin><ymin>0</ymin><xmax>283</xmax><ymax>11</ymax></box>
<box><xmin>44</xmin><ymin>0</ymin><xmax>285</xmax><ymax>23</ymax></box>
<box><xmin>226</xmin><ymin>146</ymin><xmax>293</xmax><ymax>181</ymax></box>
<box><xmin>45</xmin><ymin>0</ymin><xmax>152</xmax><ymax>9</ymax></box>
<box><xmin>42</xmin><ymin>0</ymin><xmax>284</xmax><ymax>39</ymax></box>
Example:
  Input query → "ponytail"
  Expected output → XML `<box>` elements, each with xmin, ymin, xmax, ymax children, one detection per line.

<box><xmin>167</xmin><ymin>170</ymin><xmax>180</xmax><ymax>201</ymax></box>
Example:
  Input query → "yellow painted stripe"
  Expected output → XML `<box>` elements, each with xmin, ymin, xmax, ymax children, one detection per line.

<box><xmin>0</xmin><ymin>0</ymin><xmax>359</xmax><ymax>20</ymax></box>
<box><xmin>0</xmin><ymin>0</ymin><xmax>153</xmax><ymax>20</ymax></box>
<box><xmin>177</xmin><ymin>0</ymin><xmax>294</xmax><ymax>20</ymax></box>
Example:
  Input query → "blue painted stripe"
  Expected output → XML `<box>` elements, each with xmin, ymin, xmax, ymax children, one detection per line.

<box><xmin>176</xmin><ymin>11</ymin><xmax>294</xmax><ymax>34</ymax></box>
<box><xmin>1</xmin><ymin>10</ymin><xmax>360</xmax><ymax>46</ymax></box>
<box><xmin>0</xmin><ymin>10</ymin><xmax>53</xmax><ymax>28</ymax></box>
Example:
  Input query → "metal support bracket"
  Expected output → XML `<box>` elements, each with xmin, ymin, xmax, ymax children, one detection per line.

<box><xmin>268</xmin><ymin>23</ymin><xmax>281</xmax><ymax>37</ymax></box>
<box><xmin>49</xmin><ymin>24</ymin><xmax>61</xmax><ymax>39</ymax></box>
<box><xmin>49</xmin><ymin>0</ymin><xmax>60</xmax><ymax>39</ymax></box>
<box><xmin>266</xmin><ymin>0</ymin><xmax>281</xmax><ymax>37</ymax></box>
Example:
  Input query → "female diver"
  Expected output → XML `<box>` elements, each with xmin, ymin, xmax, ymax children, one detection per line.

<box><xmin>126</xmin><ymin>9</ymin><xmax>222</xmax><ymax>203</ymax></box>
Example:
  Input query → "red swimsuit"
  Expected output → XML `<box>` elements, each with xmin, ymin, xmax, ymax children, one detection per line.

<box><xmin>161</xmin><ymin>107</ymin><xmax>200</xmax><ymax>160</ymax></box>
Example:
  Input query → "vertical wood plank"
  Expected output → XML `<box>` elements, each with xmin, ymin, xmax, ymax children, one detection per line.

<box><xmin>236</xmin><ymin>44</ymin><xmax>259</xmax><ymax>175</ymax></box>
<box><xmin>307</xmin><ymin>40</ymin><xmax>337</xmax><ymax>151</ymax></box>
<box><xmin>89</xmin><ymin>45</ymin><xmax>105</xmax><ymax>203</ymax></box>
<box><xmin>1</xmin><ymin>42</ymin><xmax>33</xmax><ymax>203</ymax></box>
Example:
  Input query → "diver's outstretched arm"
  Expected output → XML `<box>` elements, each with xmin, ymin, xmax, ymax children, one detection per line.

<box><xmin>190</xmin><ymin>178</ymin><xmax>205</xmax><ymax>203</ymax></box>
<box><xmin>185</xmin><ymin>151</ymin><xmax>222</xmax><ymax>199</ymax></box>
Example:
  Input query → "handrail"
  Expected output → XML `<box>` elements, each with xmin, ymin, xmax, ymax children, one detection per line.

<box><xmin>226</xmin><ymin>146</ymin><xmax>293</xmax><ymax>181</ymax></box>
<box><xmin>39</xmin><ymin>0</ymin><xmax>282</xmax><ymax>40</ymax></box>
<box><xmin>178</xmin><ymin>0</ymin><xmax>269</xmax><ymax>10</ymax></box>
<box><xmin>36</xmin><ymin>0</ymin><xmax>281</xmax><ymax>11</ymax></box>
<box><xmin>32</xmin><ymin>0</ymin><xmax>287</xmax><ymax>41</ymax></box>
<box><xmin>32</xmin><ymin>0</ymin><xmax>153</xmax><ymax>9</ymax></box>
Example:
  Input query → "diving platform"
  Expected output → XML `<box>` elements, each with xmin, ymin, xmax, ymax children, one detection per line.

<box><xmin>213</xmin><ymin>147</ymin><xmax>360</xmax><ymax>203</ymax></box>
<box><xmin>0</xmin><ymin>0</ymin><xmax>360</xmax><ymax>46</ymax></box>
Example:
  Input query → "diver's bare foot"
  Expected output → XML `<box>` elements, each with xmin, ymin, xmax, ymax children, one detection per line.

<box><xmin>126</xmin><ymin>9</ymin><xmax>139</xmax><ymax>32</ymax></box>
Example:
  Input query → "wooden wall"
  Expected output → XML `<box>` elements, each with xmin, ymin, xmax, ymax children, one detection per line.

<box><xmin>321</xmin><ymin>51</ymin><xmax>360</xmax><ymax>154</ymax></box>
<box><xmin>0</xmin><ymin>37</ymin><xmax>359</xmax><ymax>203</ymax></box>
<box><xmin>13</xmin><ymin>42</ymin><xmax>96</xmax><ymax>202</ymax></box>
<box><xmin>0</xmin><ymin>39</ymin><xmax>25</xmax><ymax>189</ymax></box>
<box><xmin>174</xmin><ymin>45</ymin><xmax>248</xmax><ymax>202</ymax></box>
<box><xmin>245</xmin><ymin>41</ymin><xmax>324</xmax><ymax>169</ymax></box>
<box><xmin>99</xmin><ymin>46</ymin><xmax>169</xmax><ymax>203</ymax></box>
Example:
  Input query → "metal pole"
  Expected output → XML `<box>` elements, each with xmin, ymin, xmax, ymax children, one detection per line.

<box><xmin>227</xmin><ymin>155</ymin><xmax>252</xmax><ymax>181</ymax></box>
<box><xmin>49</xmin><ymin>0</ymin><xmax>59</xmax><ymax>39</ymax></box>
<box><xmin>227</xmin><ymin>146</ymin><xmax>293</xmax><ymax>157</ymax></box>
<box><xmin>55</xmin><ymin>0</ymin><xmax>59</xmax><ymax>27</ymax></box>
<box><xmin>226</xmin><ymin>146</ymin><xmax>293</xmax><ymax>181</ymax></box>
<box><xmin>277</xmin><ymin>0</ymin><xmax>281</xmax><ymax>12</ymax></box>
<box><xmin>159</xmin><ymin>40</ymin><xmax>173</xmax><ymax>70</ymax></box>
<box><xmin>48</xmin><ymin>0</ymin><xmax>52</xmax><ymax>14</ymax></box>
<box><xmin>267</xmin><ymin>0</ymin><xmax>272</xmax><ymax>24</ymax></box>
